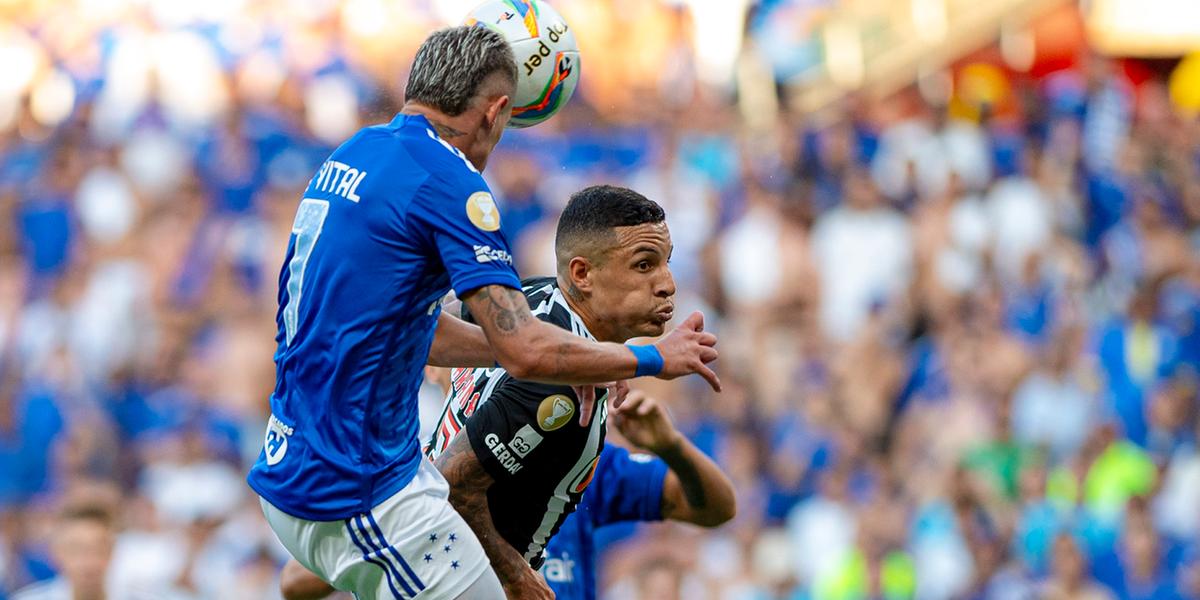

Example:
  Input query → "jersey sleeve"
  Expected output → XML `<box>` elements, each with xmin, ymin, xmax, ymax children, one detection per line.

<box><xmin>408</xmin><ymin>172</ymin><xmax>521</xmax><ymax>296</ymax></box>
<box><xmin>586</xmin><ymin>444</ymin><xmax>669</xmax><ymax>527</ymax></box>
<box><xmin>464</xmin><ymin>378</ymin><xmax>584</xmax><ymax>484</ymax></box>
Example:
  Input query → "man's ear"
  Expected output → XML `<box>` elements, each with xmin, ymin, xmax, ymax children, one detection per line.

<box><xmin>567</xmin><ymin>256</ymin><xmax>593</xmax><ymax>294</ymax></box>
<box><xmin>484</xmin><ymin>94</ymin><xmax>510</xmax><ymax>131</ymax></box>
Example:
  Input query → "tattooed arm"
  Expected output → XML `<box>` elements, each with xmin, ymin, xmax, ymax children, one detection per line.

<box><xmin>428</xmin><ymin>312</ymin><xmax>494</xmax><ymax>368</ymax></box>
<box><xmin>435</xmin><ymin>432</ymin><xmax>553</xmax><ymax>600</ymax></box>
<box><xmin>460</xmin><ymin>284</ymin><xmax>721</xmax><ymax>390</ymax></box>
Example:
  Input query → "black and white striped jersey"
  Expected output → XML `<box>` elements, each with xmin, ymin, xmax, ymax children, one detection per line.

<box><xmin>426</xmin><ymin>277</ymin><xmax>607</xmax><ymax>568</ymax></box>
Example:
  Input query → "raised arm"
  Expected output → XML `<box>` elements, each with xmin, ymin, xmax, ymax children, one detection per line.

<box><xmin>612</xmin><ymin>391</ymin><xmax>736</xmax><ymax>527</ymax></box>
<box><xmin>461</xmin><ymin>284</ymin><xmax>721</xmax><ymax>390</ymax></box>
<box><xmin>434</xmin><ymin>432</ymin><xmax>553</xmax><ymax>600</ymax></box>
<box><xmin>428</xmin><ymin>311</ymin><xmax>495</xmax><ymax>368</ymax></box>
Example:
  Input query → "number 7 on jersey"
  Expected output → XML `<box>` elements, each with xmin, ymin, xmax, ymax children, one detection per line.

<box><xmin>283</xmin><ymin>198</ymin><xmax>330</xmax><ymax>345</ymax></box>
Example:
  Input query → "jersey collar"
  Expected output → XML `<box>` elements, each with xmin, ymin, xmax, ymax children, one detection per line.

<box><xmin>389</xmin><ymin>113</ymin><xmax>436</xmax><ymax>136</ymax></box>
<box><xmin>550</xmin><ymin>284</ymin><xmax>599</xmax><ymax>342</ymax></box>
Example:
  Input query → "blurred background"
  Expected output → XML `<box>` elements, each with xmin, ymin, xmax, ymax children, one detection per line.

<box><xmin>2</xmin><ymin>0</ymin><xmax>1200</xmax><ymax>598</ymax></box>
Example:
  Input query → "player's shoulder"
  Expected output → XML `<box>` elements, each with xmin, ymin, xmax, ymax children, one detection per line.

<box><xmin>521</xmin><ymin>276</ymin><xmax>559</xmax><ymax>304</ymax></box>
<box><xmin>596</xmin><ymin>443</ymin><xmax>661</xmax><ymax>484</ymax></box>
<box><xmin>383</xmin><ymin>114</ymin><xmax>488</xmax><ymax>192</ymax></box>
<box><xmin>521</xmin><ymin>277</ymin><xmax>575</xmax><ymax>330</ymax></box>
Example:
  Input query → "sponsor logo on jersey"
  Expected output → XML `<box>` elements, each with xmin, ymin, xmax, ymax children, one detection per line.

<box><xmin>540</xmin><ymin>551</ymin><xmax>576</xmax><ymax>583</ymax></box>
<box><xmin>466</xmin><ymin>191</ymin><xmax>500</xmax><ymax>231</ymax></box>
<box><xmin>485</xmin><ymin>432</ymin><xmax>524</xmax><ymax>475</ymax></box>
<box><xmin>473</xmin><ymin>245</ymin><xmax>513</xmax><ymax>264</ymax></box>
<box><xmin>509</xmin><ymin>424</ymin><xmax>544</xmax><ymax>458</ymax></box>
<box><xmin>537</xmin><ymin>394</ymin><xmax>575</xmax><ymax>431</ymax></box>
<box><xmin>264</xmin><ymin>414</ymin><xmax>294</xmax><ymax>466</ymax></box>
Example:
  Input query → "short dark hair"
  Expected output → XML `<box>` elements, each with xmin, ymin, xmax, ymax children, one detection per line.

<box><xmin>405</xmin><ymin>26</ymin><xmax>518</xmax><ymax>116</ymax></box>
<box><xmin>555</xmin><ymin>185</ymin><xmax>665</xmax><ymax>270</ymax></box>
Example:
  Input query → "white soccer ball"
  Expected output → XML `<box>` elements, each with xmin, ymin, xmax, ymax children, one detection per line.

<box><xmin>464</xmin><ymin>0</ymin><xmax>580</xmax><ymax>128</ymax></box>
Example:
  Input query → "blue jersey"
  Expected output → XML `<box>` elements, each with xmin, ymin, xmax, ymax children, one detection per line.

<box><xmin>247</xmin><ymin>114</ymin><xmax>521</xmax><ymax>521</ymax></box>
<box><xmin>542</xmin><ymin>443</ymin><xmax>669</xmax><ymax>600</ymax></box>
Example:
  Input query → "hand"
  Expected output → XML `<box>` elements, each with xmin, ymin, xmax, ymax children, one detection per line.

<box><xmin>571</xmin><ymin>380</ymin><xmax>629</xmax><ymax>427</ymax></box>
<box><xmin>502</xmin><ymin>566</ymin><xmax>555</xmax><ymax>600</ymax></box>
<box><xmin>611</xmin><ymin>390</ymin><xmax>681</xmax><ymax>455</ymax></box>
<box><xmin>653</xmin><ymin>311</ymin><xmax>720</xmax><ymax>391</ymax></box>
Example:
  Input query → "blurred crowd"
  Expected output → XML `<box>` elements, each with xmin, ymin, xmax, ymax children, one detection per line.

<box><xmin>2</xmin><ymin>0</ymin><xmax>1200</xmax><ymax>599</ymax></box>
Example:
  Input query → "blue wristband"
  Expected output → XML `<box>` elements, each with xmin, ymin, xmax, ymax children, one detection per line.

<box><xmin>628</xmin><ymin>344</ymin><xmax>664</xmax><ymax>377</ymax></box>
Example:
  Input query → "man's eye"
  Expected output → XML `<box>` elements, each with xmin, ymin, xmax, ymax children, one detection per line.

<box><xmin>637</xmin><ymin>261</ymin><xmax>651</xmax><ymax>272</ymax></box>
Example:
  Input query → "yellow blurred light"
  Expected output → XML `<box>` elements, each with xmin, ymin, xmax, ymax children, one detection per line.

<box><xmin>0</xmin><ymin>32</ymin><xmax>42</xmax><ymax>97</ymax></box>
<box><xmin>287</xmin><ymin>0</ymin><xmax>339</xmax><ymax>25</ymax></box>
<box><xmin>685</xmin><ymin>0</ymin><xmax>750</xmax><ymax>88</ymax></box>
<box><xmin>911</xmin><ymin>0</ymin><xmax>948</xmax><ymax>44</ymax></box>
<box><xmin>30</xmin><ymin>69</ymin><xmax>76</xmax><ymax>127</ymax></box>
<box><xmin>824</xmin><ymin>19</ymin><xmax>864</xmax><ymax>89</ymax></box>
<box><xmin>343</xmin><ymin>0</ymin><xmax>389</xmax><ymax>38</ymax></box>
<box><xmin>1088</xmin><ymin>0</ymin><xmax>1200</xmax><ymax>57</ymax></box>
<box><xmin>237</xmin><ymin>50</ymin><xmax>286</xmax><ymax>105</ymax></box>
<box><xmin>1169</xmin><ymin>52</ymin><xmax>1200</xmax><ymax>116</ymax></box>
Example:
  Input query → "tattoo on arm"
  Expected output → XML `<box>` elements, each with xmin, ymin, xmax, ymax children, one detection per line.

<box><xmin>472</xmin><ymin>286</ymin><xmax>533</xmax><ymax>336</ymax></box>
<box><xmin>435</xmin><ymin>433</ymin><xmax>530</xmax><ymax>585</ymax></box>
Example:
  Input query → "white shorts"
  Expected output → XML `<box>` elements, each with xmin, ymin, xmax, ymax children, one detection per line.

<box><xmin>260</xmin><ymin>458</ymin><xmax>492</xmax><ymax>600</ymax></box>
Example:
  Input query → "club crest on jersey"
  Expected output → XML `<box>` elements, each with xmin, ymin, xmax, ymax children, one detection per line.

<box><xmin>466</xmin><ymin>191</ymin><xmax>500</xmax><ymax>232</ymax></box>
<box><xmin>264</xmin><ymin>414</ymin><xmax>294</xmax><ymax>466</ymax></box>
<box><xmin>537</xmin><ymin>394</ymin><xmax>575</xmax><ymax>431</ymax></box>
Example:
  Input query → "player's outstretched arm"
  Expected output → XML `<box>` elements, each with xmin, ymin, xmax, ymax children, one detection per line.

<box><xmin>428</xmin><ymin>312</ymin><xmax>495</xmax><ymax>368</ymax></box>
<box><xmin>279</xmin><ymin>560</ymin><xmax>336</xmax><ymax>600</ymax></box>
<box><xmin>435</xmin><ymin>432</ymin><xmax>554</xmax><ymax>600</ymax></box>
<box><xmin>461</xmin><ymin>284</ymin><xmax>721</xmax><ymax>390</ymax></box>
<box><xmin>613</xmin><ymin>391</ymin><xmax>736</xmax><ymax>527</ymax></box>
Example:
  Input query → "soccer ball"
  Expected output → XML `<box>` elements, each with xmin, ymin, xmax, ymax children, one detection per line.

<box><xmin>464</xmin><ymin>0</ymin><xmax>580</xmax><ymax>128</ymax></box>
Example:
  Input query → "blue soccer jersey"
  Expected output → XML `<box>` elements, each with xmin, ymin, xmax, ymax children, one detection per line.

<box><xmin>247</xmin><ymin>114</ymin><xmax>521</xmax><ymax>521</ymax></box>
<box><xmin>542</xmin><ymin>443</ymin><xmax>669</xmax><ymax>600</ymax></box>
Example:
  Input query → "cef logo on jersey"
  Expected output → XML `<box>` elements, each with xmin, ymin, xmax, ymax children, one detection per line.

<box><xmin>537</xmin><ymin>395</ymin><xmax>575</xmax><ymax>431</ymax></box>
<box><xmin>264</xmin><ymin>414</ymin><xmax>294</xmax><ymax>466</ymax></box>
<box><xmin>509</xmin><ymin>424</ymin><xmax>544</xmax><ymax>458</ymax></box>
<box><xmin>466</xmin><ymin>191</ymin><xmax>500</xmax><ymax>231</ymax></box>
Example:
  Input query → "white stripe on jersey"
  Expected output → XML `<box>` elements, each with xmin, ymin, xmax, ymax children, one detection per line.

<box><xmin>425</xmin><ymin>129</ymin><xmax>479</xmax><ymax>174</ymax></box>
<box><xmin>522</xmin><ymin>390</ymin><xmax>607</xmax><ymax>562</ymax></box>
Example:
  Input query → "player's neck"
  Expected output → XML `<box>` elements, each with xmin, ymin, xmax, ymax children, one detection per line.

<box><xmin>400</xmin><ymin>104</ymin><xmax>480</xmax><ymax>164</ymax></box>
<box><xmin>556</xmin><ymin>277</ymin><xmax>623</xmax><ymax>343</ymax></box>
